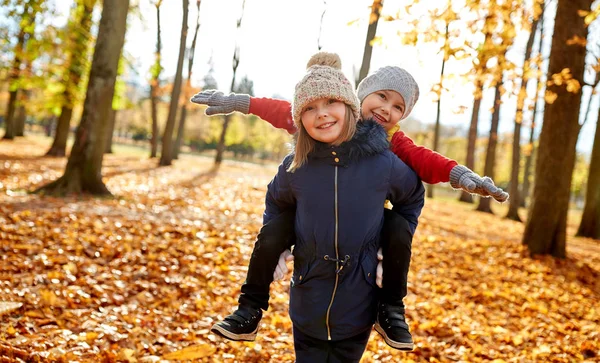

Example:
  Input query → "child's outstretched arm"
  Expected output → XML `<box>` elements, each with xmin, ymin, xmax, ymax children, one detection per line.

<box><xmin>191</xmin><ymin>90</ymin><xmax>296</xmax><ymax>135</ymax></box>
<box><xmin>390</xmin><ymin>130</ymin><xmax>509</xmax><ymax>202</ymax></box>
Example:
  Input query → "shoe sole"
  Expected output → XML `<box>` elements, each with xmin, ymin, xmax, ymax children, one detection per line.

<box><xmin>210</xmin><ymin>324</ymin><xmax>258</xmax><ymax>342</ymax></box>
<box><xmin>374</xmin><ymin>322</ymin><xmax>414</xmax><ymax>351</ymax></box>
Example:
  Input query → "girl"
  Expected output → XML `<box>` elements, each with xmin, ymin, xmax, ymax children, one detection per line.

<box><xmin>197</xmin><ymin>56</ymin><xmax>506</xmax><ymax>351</ymax></box>
<box><xmin>215</xmin><ymin>52</ymin><xmax>424</xmax><ymax>362</ymax></box>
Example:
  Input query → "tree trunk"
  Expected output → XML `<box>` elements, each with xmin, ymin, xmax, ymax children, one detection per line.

<box><xmin>357</xmin><ymin>0</ymin><xmax>383</xmax><ymax>84</ymax></box>
<box><xmin>104</xmin><ymin>108</ymin><xmax>117</xmax><ymax>154</ymax></box>
<box><xmin>460</xmin><ymin>15</ymin><xmax>494</xmax><ymax>203</ymax></box>
<box><xmin>159</xmin><ymin>0</ymin><xmax>188</xmax><ymax>166</ymax></box>
<box><xmin>2</xmin><ymin>4</ymin><xmax>30</xmax><ymax>141</ymax></box>
<box><xmin>215</xmin><ymin>114</ymin><xmax>232</xmax><ymax>164</ymax></box>
<box><xmin>523</xmin><ymin>0</ymin><xmax>591</xmax><ymax>257</ymax></box>
<box><xmin>317</xmin><ymin>0</ymin><xmax>326</xmax><ymax>50</ymax></box>
<box><xmin>174</xmin><ymin>0</ymin><xmax>201</xmax><ymax>160</ymax></box>
<box><xmin>428</xmin><ymin>26</ymin><xmax>448</xmax><ymax>199</ymax></box>
<box><xmin>506</xmin><ymin>16</ymin><xmax>540</xmax><ymax>221</ymax></box>
<box><xmin>459</xmin><ymin>89</ymin><xmax>482</xmax><ymax>203</ymax></box>
<box><xmin>215</xmin><ymin>0</ymin><xmax>245</xmax><ymax>166</ymax></box>
<box><xmin>47</xmin><ymin>106</ymin><xmax>73</xmax><ymax>157</ymax></box>
<box><xmin>576</xmin><ymin>116</ymin><xmax>600</xmax><ymax>238</ymax></box>
<box><xmin>149</xmin><ymin>0</ymin><xmax>163</xmax><ymax>159</ymax></box>
<box><xmin>476</xmin><ymin>83</ymin><xmax>503</xmax><ymax>214</ymax></box>
<box><xmin>15</xmin><ymin>103</ymin><xmax>26</xmax><ymax>137</ymax></box>
<box><xmin>35</xmin><ymin>0</ymin><xmax>129</xmax><ymax>196</ymax></box>
<box><xmin>150</xmin><ymin>85</ymin><xmax>159</xmax><ymax>158</ymax></box>
<box><xmin>173</xmin><ymin>104</ymin><xmax>187</xmax><ymax>159</ymax></box>
<box><xmin>45</xmin><ymin>0</ymin><xmax>96</xmax><ymax>156</ymax></box>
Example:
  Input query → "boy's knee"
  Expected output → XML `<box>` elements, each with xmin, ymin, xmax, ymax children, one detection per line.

<box><xmin>382</xmin><ymin>210</ymin><xmax>413</xmax><ymax>249</ymax></box>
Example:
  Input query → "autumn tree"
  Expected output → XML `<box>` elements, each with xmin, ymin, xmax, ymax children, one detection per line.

<box><xmin>506</xmin><ymin>1</ymin><xmax>543</xmax><ymax>220</ymax></box>
<box><xmin>523</xmin><ymin>0</ymin><xmax>593</xmax><ymax>257</ymax></box>
<box><xmin>2</xmin><ymin>1</ymin><xmax>43</xmax><ymax>140</ymax></box>
<box><xmin>459</xmin><ymin>8</ymin><xmax>497</xmax><ymax>203</ymax></box>
<box><xmin>159</xmin><ymin>0</ymin><xmax>188</xmax><ymax>166</ymax></box>
<box><xmin>36</xmin><ymin>0</ymin><xmax>130</xmax><ymax>196</ymax></box>
<box><xmin>357</xmin><ymin>0</ymin><xmax>383</xmax><ymax>84</ymax></box>
<box><xmin>215</xmin><ymin>0</ymin><xmax>246</xmax><ymax>166</ymax></box>
<box><xmin>46</xmin><ymin>0</ymin><xmax>97</xmax><ymax>157</ymax></box>
<box><xmin>174</xmin><ymin>0</ymin><xmax>202</xmax><ymax>160</ymax></box>
<box><xmin>476</xmin><ymin>0</ymin><xmax>518</xmax><ymax>213</ymax></box>
<box><xmin>576</xmin><ymin>108</ymin><xmax>600</xmax><ymax>238</ymax></box>
<box><xmin>424</xmin><ymin>2</ymin><xmax>460</xmax><ymax>198</ymax></box>
<box><xmin>105</xmin><ymin>56</ymin><xmax>129</xmax><ymax>154</ymax></box>
<box><xmin>149</xmin><ymin>0</ymin><xmax>163</xmax><ymax>158</ymax></box>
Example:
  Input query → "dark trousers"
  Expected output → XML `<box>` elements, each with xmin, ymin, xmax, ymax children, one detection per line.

<box><xmin>380</xmin><ymin>209</ymin><xmax>413</xmax><ymax>307</ymax></box>
<box><xmin>293</xmin><ymin>325</ymin><xmax>371</xmax><ymax>363</ymax></box>
<box><xmin>238</xmin><ymin>209</ymin><xmax>295</xmax><ymax>311</ymax></box>
<box><xmin>238</xmin><ymin>208</ymin><xmax>413</xmax><ymax>310</ymax></box>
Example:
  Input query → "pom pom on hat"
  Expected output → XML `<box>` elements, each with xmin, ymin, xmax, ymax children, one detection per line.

<box><xmin>306</xmin><ymin>52</ymin><xmax>342</xmax><ymax>70</ymax></box>
<box><xmin>292</xmin><ymin>52</ymin><xmax>360</xmax><ymax>126</ymax></box>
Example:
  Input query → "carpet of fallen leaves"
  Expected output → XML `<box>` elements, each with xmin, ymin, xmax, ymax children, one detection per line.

<box><xmin>1</xmin><ymin>137</ymin><xmax>599</xmax><ymax>363</ymax></box>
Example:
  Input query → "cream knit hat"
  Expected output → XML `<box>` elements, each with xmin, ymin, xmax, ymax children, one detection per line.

<box><xmin>292</xmin><ymin>52</ymin><xmax>360</xmax><ymax>126</ymax></box>
<box><xmin>356</xmin><ymin>66</ymin><xmax>420</xmax><ymax>120</ymax></box>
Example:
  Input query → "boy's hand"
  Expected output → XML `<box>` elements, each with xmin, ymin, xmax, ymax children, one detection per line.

<box><xmin>190</xmin><ymin>90</ymin><xmax>250</xmax><ymax>116</ymax></box>
<box><xmin>273</xmin><ymin>249</ymin><xmax>294</xmax><ymax>281</ymax></box>
<box><xmin>449</xmin><ymin>165</ymin><xmax>509</xmax><ymax>203</ymax></box>
<box><xmin>376</xmin><ymin>247</ymin><xmax>383</xmax><ymax>288</ymax></box>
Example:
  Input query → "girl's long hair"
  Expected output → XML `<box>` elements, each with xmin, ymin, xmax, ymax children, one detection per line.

<box><xmin>287</xmin><ymin>104</ymin><xmax>357</xmax><ymax>172</ymax></box>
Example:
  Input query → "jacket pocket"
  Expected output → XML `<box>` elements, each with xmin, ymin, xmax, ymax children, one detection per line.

<box><xmin>291</xmin><ymin>247</ymin><xmax>314</xmax><ymax>287</ymax></box>
<box><xmin>361</xmin><ymin>253</ymin><xmax>378</xmax><ymax>287</ymax></box>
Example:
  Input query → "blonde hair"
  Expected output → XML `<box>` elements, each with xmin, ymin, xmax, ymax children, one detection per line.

<box><xmin>287</xmin><ymin>104</ymin><xmax>357</xmax><ymax>172</ymax></box>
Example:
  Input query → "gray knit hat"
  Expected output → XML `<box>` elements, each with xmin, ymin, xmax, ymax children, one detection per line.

<box><xmin>292</xmin><ymin>52</ymin><xmax>360</xmax><ymax>126</ymax></box>
<box><xmin>356</xmin><ymin>66</ymin><xmax>419</xmax><ymax>120</ymax></box>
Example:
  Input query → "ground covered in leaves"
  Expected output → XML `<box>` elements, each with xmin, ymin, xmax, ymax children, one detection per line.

<box><xmin>1</xmin><ymin>137</ymin><xmax>599</xmax><ymax>362</ymax></box>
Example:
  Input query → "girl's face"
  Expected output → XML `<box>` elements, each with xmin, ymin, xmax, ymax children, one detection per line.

<box><xmin>301</xmin><ymin>98</ymin><xmax>347</xmax><ymax>144</ymax></box>
<box><xmin>361</xmin><ymin>90</ymin><xmax>406</xmax><ymax>132</ymax></box>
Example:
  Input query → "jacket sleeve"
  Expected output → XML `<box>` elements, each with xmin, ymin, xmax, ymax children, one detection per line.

<box><xmin>389</xmin><ymin>130</ymin><xmax>458</xmax><ymax>184</ymax></box>
<box><xmin>249</xmin><ymin>97</ymin><xmax>297</xmax><ymax>135</ymax></box>
<box><xmin>387</xmin><ymin>154</ymin><xmax>426</xmax><ymax>234</ymax></box>
<box><xmin>263</xmin><ymin>155</ymin><xmax>296</xmax><ymax>225</ymax></box>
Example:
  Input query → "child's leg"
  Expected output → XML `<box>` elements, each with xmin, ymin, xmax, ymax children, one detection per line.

<box><xmin>328</xmin><ymin>328</ymin><xmax>372</xmax><ymax>363</ymax></box>
<box><xmin>374</xmin><ymin>208</ymin><xmax>414</xmax><ymax>351</ymax></box>
<box><xmin>292</xmin><ymin>326</ymin><xmax>329</xmax><ymax>363</ymax></box>
<box><xmin>239</xmin><ymin>209</ymin><xmax>296</xmax><ymax>310</ymax></box>
<box><xmin>211</xmin><ymin>209</ymin><xmax>295</xmax><ymax>341</ymax></box>
<box><xmin>380</xmin><ymin>208</ymin><xmax>412</xmax><ymax>307</ymax></box>
<box><xmin>292</xmin><ymin>326</ymin><xmax>370</xmax><ymax>363</ymax></box>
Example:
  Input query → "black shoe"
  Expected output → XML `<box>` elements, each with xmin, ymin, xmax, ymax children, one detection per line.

<box><xmin>210</xmin><ymin>305</ymin><xmax>262</xmax><ymax>342</ymax></box>
<box><xmin>374</xmin><ymin>302</ymin><xmax>414</xmax><ymax>351</ymax></box>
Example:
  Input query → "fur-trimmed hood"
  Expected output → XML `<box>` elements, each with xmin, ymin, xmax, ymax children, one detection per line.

<box><xmin>308</xmin><ymin>119</ymin><xmax>389</xmax><ymax>166</ymax></box>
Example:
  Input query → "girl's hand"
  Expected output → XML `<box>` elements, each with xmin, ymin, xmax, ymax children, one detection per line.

<box><xmin>376</xmin><ymin>247</ymin><xmax>383</xmax><ymax>288</ymax></box>
<box><xmin>273</xmin><ymin>249</ymin><xmax>294</xmax><ymax>281</ymax></box>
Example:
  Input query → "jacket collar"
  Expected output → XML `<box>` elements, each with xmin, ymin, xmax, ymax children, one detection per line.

<box><xmin>309</xmin><ymin>119</ymin><xmax>389</xmax><ymax>167</ymax></box>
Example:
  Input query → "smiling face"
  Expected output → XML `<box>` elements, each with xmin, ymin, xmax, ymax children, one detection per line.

<box><xmin>360</xmin><ymin>90</ymin><xmax>406</xmax><ymax>132</ymax></box>
<box><xmin>300</xmin><ymin>98</ymin><xmax>347</xmax><ymax>144</ymax></box>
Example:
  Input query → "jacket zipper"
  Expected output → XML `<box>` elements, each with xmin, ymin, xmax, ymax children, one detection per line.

<box><xmin>325</xmin><ymin>166</ymin><xmax>340</xmax><ymax>340</ymax></box>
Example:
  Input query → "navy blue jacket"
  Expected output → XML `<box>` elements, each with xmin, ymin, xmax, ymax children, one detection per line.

<box><xmin>264</xmin><ymin>120</ymin><xmax>425</xmax><ymax>341</ymax></box>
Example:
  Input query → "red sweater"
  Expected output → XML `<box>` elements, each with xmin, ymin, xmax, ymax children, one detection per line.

<box><xmin>249</xmin><ymin>97</ymin><xmax>457</xmax><ymax>184</ymax></box>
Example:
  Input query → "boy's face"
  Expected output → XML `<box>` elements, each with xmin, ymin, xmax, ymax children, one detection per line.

<box><xmin>360</xmin><ymin>90</ymin><xmax>406</xmax><ymax>132</ymax></box>
<box><xmin>301</xmin><ymin>98</ymin><xmax>347</xmax><ymax>144</ymax></box>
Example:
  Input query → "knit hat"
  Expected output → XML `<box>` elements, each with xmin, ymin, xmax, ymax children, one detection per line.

<box><xmin>356</xmin><ymin>66</ymin><xmax>420</xmax><ymax>120</ymax></box>
<box><xmin>292</xmin><ymin>52</ymin><xmax>360</xmax><ymax>126</ymax></box>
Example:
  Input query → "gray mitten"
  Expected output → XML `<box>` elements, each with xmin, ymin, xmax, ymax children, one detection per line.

<box><xmin>190</xmin><ymin>90</ymin><xmax>250</xmax><ymax>116</ymax></box>
<box><xmin>449</xmin><ymin>164</ymin><xmax>509</xmax><ymax>203</ymax></box>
